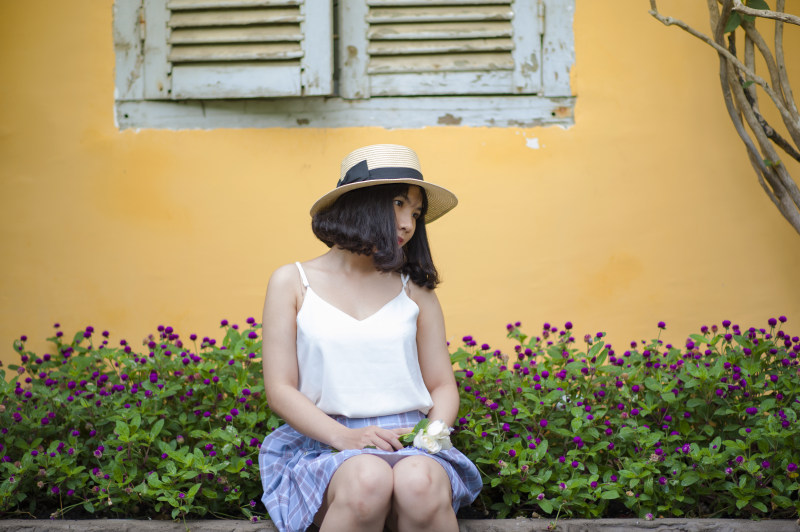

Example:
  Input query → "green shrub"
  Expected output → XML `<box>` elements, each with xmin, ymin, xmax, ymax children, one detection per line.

<box><xmin>1</xmin><ymin>318</ymin><xmax>798</xmax><ymax>521</ymax></box>
<box><xmin>0</xmin><ymin>320</ymin><xmax>274</xmax><ymax>522</ymax></box>
<box><xmin>451</xmin><ymin>319</ymin><xmax>800</xmax><ymax>520</ymax></box>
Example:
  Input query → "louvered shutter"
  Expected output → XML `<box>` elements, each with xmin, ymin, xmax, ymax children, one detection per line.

<box><xmin>339</xmin><ymin>0</ymin><xmax>542</xmax><ymax>99</ymax></box>
<box><xmin>141</xmin><ymin>0</ymin><xmax>332</xmax><ymax>99</ymax></box>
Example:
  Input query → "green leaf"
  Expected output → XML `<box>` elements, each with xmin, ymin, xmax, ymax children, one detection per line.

<box><xmin>686</xmin><ymin>398</ymin><xmax>705</xmax><ymax>408</ymax></box>
<box><xmin>83</xmin><ymin>501</ymin><xmax>95</xmax><ymax>514</ymax></box>
<box><xmin>115</xmin><ymin>421</ymin><xmax>130</xmax><ymax>443</ymax></box>
<box><xmin>681</xmin><ymin>471</ymin><xmax>700</xmax><ymax>486</ymax></box>
<box><xmin>601</xmin><ymin>490</ymin><xmax>620</xmax><ymax>500</ymax></box>
<box><xmin>746</xmin><ymin>0</ymin><xmax>769</xmax><ymax>10</ymax></box>
<box><xmin>644</xmin><ymin>377</ymin><xmax>661</xmax><ymax>392</ymax></box>
<box><xmin>150</xmin><ymin>418</ymin><xmax>164</xmax><ymax>441</ymax></box>
<box><xmin>571</xmin><ymin>417</ymin><xmax>582</xmax><ymax>433</ymax></box>
<box><xmin>537</xmin><ymin>498</ymin><xmax>554</xmax><ymax>513</ymax></box>
<box><xmin>752</xmin><ymin>501</ymin><xmax>768</xmax><ymax>513</ymax></box>
<box><xmin>742</xmin><ymin>80</ymin><xmax>755</xmax><ymax>89</ymax></box>
<box><xmin>736</xmin><ymin>498</ymin><xmax>749</xmax><ymax>510</ymax></box>
<box><xmin>724</xmin><ymin>12</ymin><xmax>742</xmax><ymax>32</ymax></box>
<box><xmin>187</xmin><ymin>483</ymin><xmax>201</xmax><ymax>498</ymax></box>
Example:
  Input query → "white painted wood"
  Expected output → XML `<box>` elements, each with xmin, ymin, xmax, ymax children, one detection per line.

<box><xmin>338</xmin><ymin>0</ymin><xmax>371</xmax><ymax>99</ymax></box>
<box><xmin>541</xmin><ymin>0</ymin><xmax>574</xmax><ymax>97</ymax></box>
<box><xmin>137</xmin><ymin>0</ymin><xmax>331</xmax><ymax>98</ymax></box>
<box><xmin>113</xmin><ymin>0</ymin><xmax>145</xmax><ymax>101</ymax></box>
<box><xmin>171</xmin><ymin>63</ymin><xmax>302</xmax><ymax>98</ymax></box>
<box><xmin>115</xmin><ymin>95</ymin><xmax>576</xmax><ymax>129</ymax></box>
<box><xmin>299</xmin><ymin>0</ymin><xmax>333</xmax><ymax>96</ymax></box>
<box><xmin>369</xmin><ymin>0</ymin><xmax>509</xmax><ymax>4</ymax></box>
<box><xmin>369</xmin><ymin>38</ymin><xmax>513</xmax><ymax>55</ymax></box>
<box><xmin>170</xmin><ymin>8</ymin><xmax>302</xmax><ymax>27</ymax></box>
<box><xmin>367</xmin><ymin>6</ymin><xmax>512</xmax><ymax>23</ymax></box>
<box><xmin>369</xmin><ymin>52</ymin><xmax>513</xmax><ymax>74</ymax></box>
<box><xmin>169</xmin><ymin>43</ymin><xmax>303</xmax><ymax>62</ymax></box>
<box><xmin>370</xmin><ymin>71</ymin><xmax>513</xmax><ymax>96</ymax></box>
<box><xmin>142</xmin><ymin>0</ymin><xmax>173</xmax><ymax>99</ymax></box>
<box><xmin>369</xmin><ymin>21</ymin><xmax>511</xmax><ymax>40</ymax></box>
<box><xmin>510</xmin><ymin>0</ymin><xmax>543</xmax><ymax>94</ymax></box>
<box><xmin>170</xmin><ymin>25</ymin><xmax>303</xmax><ymax>44</ymax></box>
<box><xmin>168</xmin><ymin>0</ymin><xmax>298</xmax><ymax>8</ymax></box>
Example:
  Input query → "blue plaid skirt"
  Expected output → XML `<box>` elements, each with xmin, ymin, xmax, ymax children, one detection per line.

<box><xmin>258</xmin><ymin>410</ymin><xmax>482</xmax><ymax>532</ymax></box>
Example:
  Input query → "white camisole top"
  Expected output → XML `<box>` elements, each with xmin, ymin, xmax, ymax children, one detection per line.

<box><xmin>294</xmin><ymin>262</ymin><xmax>434</xmax><ymax>418</ymax></box>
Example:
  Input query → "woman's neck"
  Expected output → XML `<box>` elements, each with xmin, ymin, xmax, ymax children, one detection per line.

<box><xmin>325</xmin><ymin>246</ymin><xmax>378</xmax><ymax>275</ymax></box>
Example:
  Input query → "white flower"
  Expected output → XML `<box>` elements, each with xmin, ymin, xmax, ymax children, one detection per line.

<box><xmin>414</xmin><ymin>432</ymin><xmax>442</xmax><ymax>454</ymax></box>
<box><xmin>426</xmin><ymin>419</ymin><xmax>449</xmax><ymax>438</ymax></box>
<box><xmin>412</xmin><ymin>420</ymin><xmax>453</xmax><ymax>454</ymax></box>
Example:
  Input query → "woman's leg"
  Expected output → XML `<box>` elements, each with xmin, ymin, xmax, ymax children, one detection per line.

<box><xmin>390</xmin><ymin>456</ymin><xmax>458</xmax><ymax>532</ymax></box>
<box><xmin>316</xmin><ymin>454</ymin><xmax>394</xmax><ymax>532</ymax></box>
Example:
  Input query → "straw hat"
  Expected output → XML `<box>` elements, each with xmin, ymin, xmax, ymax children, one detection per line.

<box><xmin>309</xmin><ymin>144</ymin><xmax>458</xmax><ymax>223</ymax></box>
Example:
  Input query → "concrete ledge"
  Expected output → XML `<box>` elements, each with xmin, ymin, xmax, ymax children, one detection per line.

<box><xmin>0</xmin><ymin>519</ymin><xmax>797</xmax><ymax>532</ymax></box>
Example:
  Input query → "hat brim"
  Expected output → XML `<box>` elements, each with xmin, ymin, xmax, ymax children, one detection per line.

<box><xmin>309</xmin><ymin>178</ymin><xmax>458</xmax><ymax>223</ymax></box>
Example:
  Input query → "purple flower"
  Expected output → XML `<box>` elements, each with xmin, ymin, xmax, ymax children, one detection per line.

<box><xmin>558</xmin><ymin>456</ymin><xmax>566</xmax><ymax>463</ymax></box>
<box><xmin>788</xmin><ymin>463</ymin><xmax>798</xmax><ymax>472</ymax></box>
<box><xmin>590</xmin><ymin>481</ymin><xmax>598</xmax><ymax>488</ymax></box>
<box><xmin>571</xmin><ymin>460</ymin><xmax>579</xmax><ymax>468</ymax></box>
<box><xmin>508</xmin><ymin>449</ymin><xmax>516</xmax><ymax>457</ymax></box>
<box><xmin>178</xmin><ymin>492</ymin><xmax>186</xmax><ymax>499</ymax></box>
<box><xmin>762</xmin><ymin>460</ymin><xmax>770</xmax><ymax>468</ymax></box>
<box><xmin>658</xmin><ymin>476</ymin><xmax>666</xmax><ymax>485</ymax></box>
<box><xmin>735</xmin><ymin>455</ymin><xmax>744</xmax><ymax>464</ymax></box>
<box><xmin>248</xmin><ymin>331</ymin><xmax>258</xmax><ymax>339</ymax></box>
<box><xmin>537</xmin><ymin>493</ymin><xmax>545</xmax><ymax>500</ymax></box>
<box><xmin>539</xmin><ymin>419</ymin><xmax>548</xmax><ymax>428</ymax></box>
<box><xmin>658</xmin><ymin>321</ymin><xmax>666</xmax><ymax>329</ymax></box>
<box><xmin>608</xmin><ymin>442</ymin><xmax>615</xmax><ymax>450</ymax></box>
<box><xmin>51</xmin><ymin>486</ymin><xmax>60</xmax><ymax>494</ymax></box>
<box><xmin>565</xmin><ymin>322</ymin><xmax>573</xmax><ymax>330</ymax></box>
<box><xmin>631</xmin><ymin>408</ymin><xmax>639</xmax><ymax>416</ymax></box>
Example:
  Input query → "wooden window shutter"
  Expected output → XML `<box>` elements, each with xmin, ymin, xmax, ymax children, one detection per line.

<box><xmin>338</xmin><ymin>0</ymin><xmax>543</xmax><ymax>99</ymax></box>
<box><xmin>141</xmin><ymin>0</ymin><xmax>332</xmax><ymax>99</ymax></box>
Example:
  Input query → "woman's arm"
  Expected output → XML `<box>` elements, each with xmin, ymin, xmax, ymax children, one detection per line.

<box><xmin>261</xmin><ymin>264</ymin><xmax>406</xmax><ymax>451</ymax></box>
<box><xmin>412</xmin><ymin>287</ymin><xmax>460</xmax><ymax>427</ymax></box>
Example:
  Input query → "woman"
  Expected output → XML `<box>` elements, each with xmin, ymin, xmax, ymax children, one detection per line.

<box><xmin>259</xmin><ymin>144</ymin><xmax>481</xmax><ymax>532</ymax></box>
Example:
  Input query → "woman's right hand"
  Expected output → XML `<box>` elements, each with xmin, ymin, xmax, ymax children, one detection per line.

<box><xmin>332</xmin><ymin>426</ymin><xmax>410</xmax><ymax>452</ymax></box>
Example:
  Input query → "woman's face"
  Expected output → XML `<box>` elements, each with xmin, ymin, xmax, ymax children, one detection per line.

<box><xmin>393</xmin><ymin>185</ymin><xmax>423</xmax><ymax>247</ymax></box>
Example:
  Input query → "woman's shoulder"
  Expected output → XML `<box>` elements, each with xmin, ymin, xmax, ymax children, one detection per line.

<box><xmin>407</xmin><ymin>281</ymin><xmax>440</xmax><ymax>309</ymax></box>
<box><xmin>267</xmin><ymin>263</ymin><xmax>303</xmax><ymax>292</ymax></box>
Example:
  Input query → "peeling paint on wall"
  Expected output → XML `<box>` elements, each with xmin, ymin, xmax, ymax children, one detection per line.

<box><xmin>525</xmin><ymin>137</ymin><xmax>540</xmax><ymax>149</ymax></box>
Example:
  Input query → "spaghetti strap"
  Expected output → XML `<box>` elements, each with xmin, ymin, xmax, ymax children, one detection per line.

<box><xmin>295</xmin><ymin>262</ymin><xmax>310</xmax><ymax>288</ymax></box>
<box><xmin>401</xmin><ymin>273</ymin><xmax>410</xmax><ymax>287</ymax></box>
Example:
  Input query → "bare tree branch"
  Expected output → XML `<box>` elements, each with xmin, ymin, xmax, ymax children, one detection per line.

<box><xmin>648</xmin><ymin>6</ymin><xmax>795</xmax><ymax>131</ymax></box>
<box><xmin>732</xmin><ymin>0</ymin><xmax>800</xmax><ymax>26</ymax></box>
<box><xmin>775</xmin><ymin>0</ymin><xmax>800</xmax><ymax>121</ymax></box>
<box><xmin>650</xmin><ymin>0</ymin><xmax>800</xmax><ymax>236</ymax></box>
<box><xmin>728</xmin><ymin>67</ymin><xmax>800</xmax><ymax>216</ymax></box>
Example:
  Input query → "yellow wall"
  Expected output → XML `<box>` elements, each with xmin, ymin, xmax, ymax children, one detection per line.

<box><xmin>2</xmin><ymin>1</ymin><xmax>799</xmax><ymax>366</ymax></box>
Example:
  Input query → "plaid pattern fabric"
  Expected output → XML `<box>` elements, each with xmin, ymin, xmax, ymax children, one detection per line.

<box><xmin>258</xmin><ymin>410</ymin><xmax>482</xmax><ymax>532</ymax></box>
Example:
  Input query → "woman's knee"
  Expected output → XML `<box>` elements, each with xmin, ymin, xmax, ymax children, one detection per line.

<box><xmin>392</xmin><ymin>457</ymin><xmax>452</xmax><ymax>516</ymax></box>
<box><xmin>330</xmin><ymin>456</ymin><xmax>394</xmax><ymax>516</ymax></box>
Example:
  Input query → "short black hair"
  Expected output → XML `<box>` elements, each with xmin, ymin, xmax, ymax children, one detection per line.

<box><xmin>311</xmin><ymin>183</ymin><xmax>440</xmax><ymax>289</ymax></box>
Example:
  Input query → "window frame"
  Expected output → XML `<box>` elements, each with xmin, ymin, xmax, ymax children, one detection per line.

<box><xmin>113</xmin><ymin>0</ymin><xmax>576</xmax><ymax>129</ymax></box>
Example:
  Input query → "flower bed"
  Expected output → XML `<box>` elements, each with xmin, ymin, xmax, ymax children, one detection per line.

<box><xmin>0</xmin><ymin>318</ymin><xmax>798</xmax><ymax>522</ymax></box>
